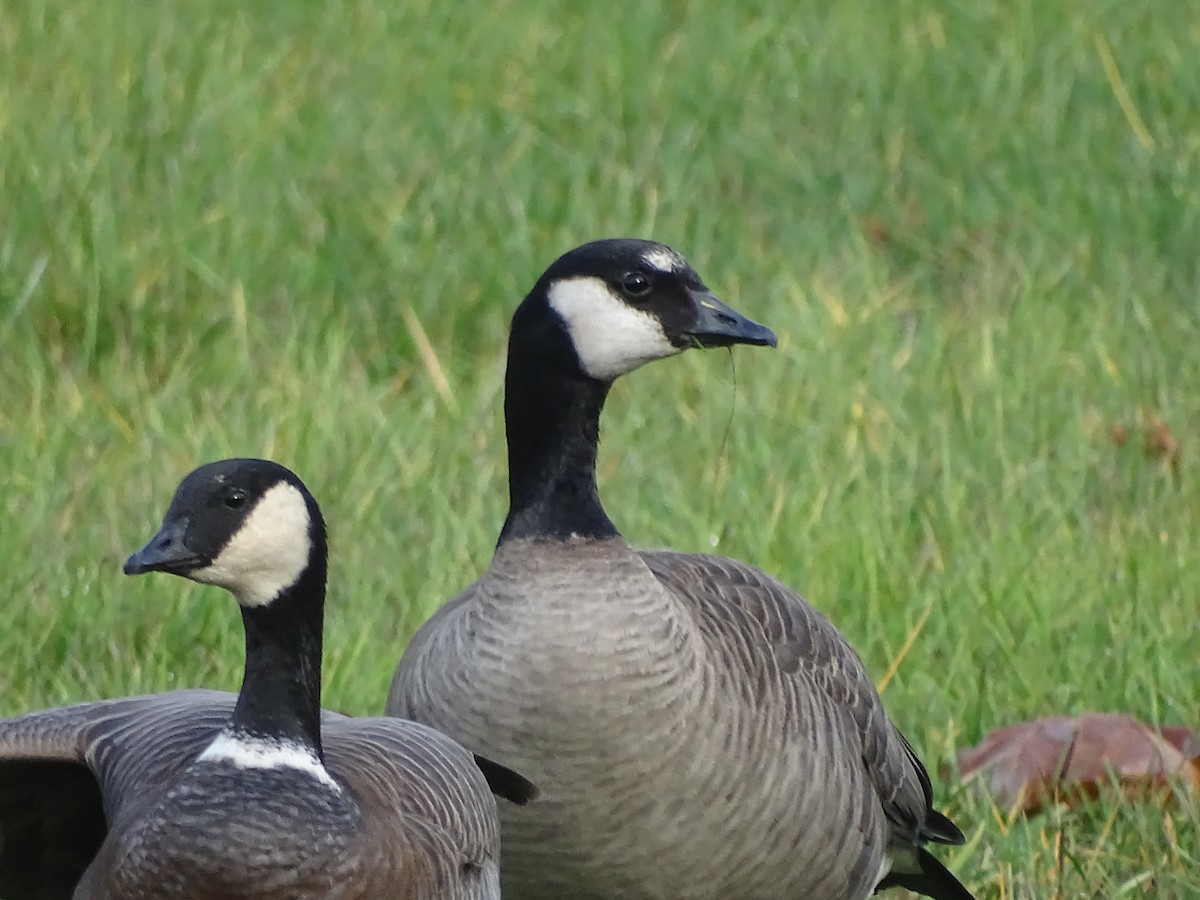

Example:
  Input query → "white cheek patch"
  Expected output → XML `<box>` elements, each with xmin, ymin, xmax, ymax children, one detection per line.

<box><xmin>190</xmin><ymin>482</ymin><xmax>311</xmax><ymax>607</ymax></box>
<box><xmin>547</xmin><ymin>276</ymin><xmax>679</xmax><ymax>380</ymax></box>
<box><xmin>641</xmin><ymin>247</ymin><xmax>683</xmax><ymax>274</ymax></box>
<box><xmin>198</xmin><ymin>731</ymin><xmax>341</xmax><ymax>792</ymax></box>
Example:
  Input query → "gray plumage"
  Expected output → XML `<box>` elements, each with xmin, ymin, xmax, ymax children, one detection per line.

<box><xmin>387</xmin><ymin>239</ymin><xmax>972</xmax><ymax>900</ymax></box>
<box><xmin>0</xmin><ymin>691</ymin><xmax>507</xmax><ymax>899</ymax></box>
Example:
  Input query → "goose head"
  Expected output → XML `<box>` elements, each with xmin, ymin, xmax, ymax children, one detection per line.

<box><xmin>124</xmin><ymin>458</ymin><xmax>321</xmax><ymax>608</ymax></box>
<box><xmin>513</xmin><ymin>238</ymin><xmax>777</xmax><ymax>382</ymax></box>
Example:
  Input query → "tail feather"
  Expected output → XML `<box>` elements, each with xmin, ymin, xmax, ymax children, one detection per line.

<box><xmin>471</xmin><ymin>754</ymin><xmax>539</xmax><ymax>806</ymax></box>
<box><xmin>876</xmin><ymin>848</ymin><xmax>976</xmax><ymax>900</ymax></box>
<box><xmin>922</xmin><ymin>808</ymin><xmax>966</xmax><ymax>846</ymax></box>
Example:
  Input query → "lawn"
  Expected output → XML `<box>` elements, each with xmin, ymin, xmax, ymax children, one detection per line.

<box><xmin>1</xmin><ymin>1</ymin><xmax>1198</xmax><ymax>896</ymax></box>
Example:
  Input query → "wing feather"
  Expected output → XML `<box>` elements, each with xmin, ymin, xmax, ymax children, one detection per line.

<box><xmin>0</xmin><ymin>689</ymin><xmax>235</xmax><ymax>898</ymax></box>
<box><xmin>639</xmin><ymin>551</ymin><xmax>937</xmax><ymax>846</ymax></box>
<box><xmin>323</xmin><ymin>715</ymin><xmax>502</xmax><ymax>871</ymax></box>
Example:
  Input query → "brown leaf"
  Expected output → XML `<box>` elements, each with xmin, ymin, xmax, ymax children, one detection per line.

<box><xmin>1144</xmin><ymin>416</ymin><xmax>1181</xmax><ymax>472</ymax></box>
<box><xmin>957</xmin><ymin>714</ymin><xmax>1200</xmax><ymax>816</ymax></box>
<box><xmin>1111</xmin><ymin>422</ymin><xmax>1129</xmax><ymax>448</ymax></box>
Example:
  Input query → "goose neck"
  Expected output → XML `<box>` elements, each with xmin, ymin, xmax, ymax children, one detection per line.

<box><xmin>500</xmin><ymin>347</ymin><xmax>619</xmax><ymax>543</ymax></box>
<box><xmin>230</xmin><ymin>556</ymin><xmax>327</xmax><ymax>755</ymax></box>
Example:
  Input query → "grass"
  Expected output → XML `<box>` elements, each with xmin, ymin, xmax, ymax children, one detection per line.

<box><xmin>1</xmin><ymin>0</ymin><xmax>1198</xmax><ymax>896</ymax></box>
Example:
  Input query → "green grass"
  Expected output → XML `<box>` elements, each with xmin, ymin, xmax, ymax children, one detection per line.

<box><xmin>2</xmin><ymin>1</ymin><xmax>1198</xmax><ymax>896</ymax></box>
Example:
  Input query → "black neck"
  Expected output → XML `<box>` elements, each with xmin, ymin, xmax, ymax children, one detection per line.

<box><xmin>500</xmin><ymin>335</ymin><xmax>619</xmax><ymax>543</ymax></box>
<box><xmin>229</xmin><ymin>531</ymin><xmax>327</xmax><ymax>755</ymax></box>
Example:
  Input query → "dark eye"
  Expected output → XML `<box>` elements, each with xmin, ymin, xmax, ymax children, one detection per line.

<box><xmin>224</xmin><ymin>489</ymin><xmax>247</xmax><ymax>509</ymax></box>
<box><xmin>620</xmin><ymin>271</ymin><xmax>652</xmax><ymax>298</ymax></box>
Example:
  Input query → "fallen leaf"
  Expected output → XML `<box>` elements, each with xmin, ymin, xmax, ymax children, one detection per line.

<box><xmin>957</xmin><ymin>713</ymin><xmax>1200</xmax><ymax>816</ymax></box>
<box><xmin>1144</xmin><ymin>416</ymin><xmax>1181</xmax><ymax>473</ymax></box>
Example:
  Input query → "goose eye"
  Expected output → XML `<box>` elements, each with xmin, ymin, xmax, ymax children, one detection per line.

<box><xmin>620</xmin><ymin>271</ymin><xmax>652</xmax><ymax>298</ymax></box>
<box><xmin>224</xmin><ymin>490</ymin><xmax>247</xmax><ymax>509</ymax></box>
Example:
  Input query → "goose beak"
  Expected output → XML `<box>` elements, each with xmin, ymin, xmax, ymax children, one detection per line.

<box><xmin>683</xmin><ymin>289</ymin><xmax>777</xmax><ymax>349</ymax></box>
<box><xmin>124</xmin><ymin>520</ymin><xmax>206</xmax><ymax>576</ymax></box>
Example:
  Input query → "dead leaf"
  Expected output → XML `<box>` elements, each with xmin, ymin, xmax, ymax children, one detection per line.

<box><xmin>1144</xmin><ymin>416</ymin><xmax>1181</xmax><ymax>473</ymax></box>
<box><xmin>957</xmin><ymin>713</ymin><xmax>1200</xmax><ymax>816</ymax></box>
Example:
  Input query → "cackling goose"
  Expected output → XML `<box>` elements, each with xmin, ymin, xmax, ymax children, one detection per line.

<box><xmin>0</xmin><ymin>458</ymin><xmax>534</xmax><ymax>899</ymax></box>
<box><xmin>387</xmin><ymin>239</ymin><xmax>974</xmax><ymax>900</ymax></box>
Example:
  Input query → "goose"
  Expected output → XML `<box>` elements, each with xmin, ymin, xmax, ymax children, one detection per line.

<box><xmin>0</xmin><ymin>458</ymin><xmax>536</xmax><ymax>899</ymax></box>
<box><xmin>387</xmin><ymin>238</ymin><xmax>975</xmax><ymax>900</ymax></box>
